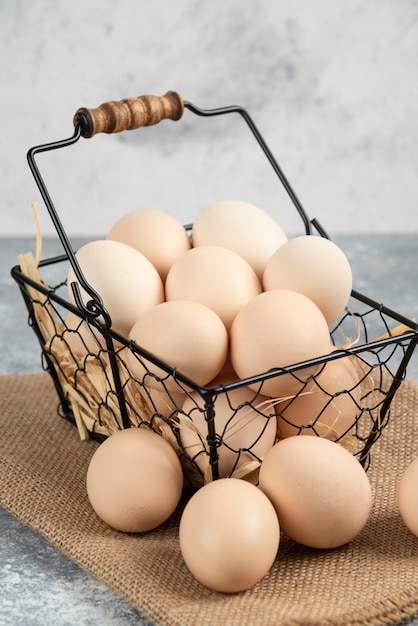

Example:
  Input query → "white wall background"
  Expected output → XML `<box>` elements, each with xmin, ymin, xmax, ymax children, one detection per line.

<box><xmin>2</xmin><ymin>0</ymin><xmax>418</xmax><ymax>238</ymax></box>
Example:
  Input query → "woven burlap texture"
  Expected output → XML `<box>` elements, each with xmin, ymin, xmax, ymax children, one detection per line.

<box><xmin>1</xmin><ymin>371</ymin><xmax>418</xmax><ymax>626</ymax></box>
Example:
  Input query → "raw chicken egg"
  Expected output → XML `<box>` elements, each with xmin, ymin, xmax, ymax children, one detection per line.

<box><xmin>263</xmin><ymin>235</ymin><xmax>353</xmax><ymax>325</ymax></box>
<box><xmin>127</xmin><ymin>300</ymin><xmax>228</xmax><ymax>392</ymax></box>
<box><xmin>230</xmin><ymin>289</ymin><xmax>331</xmax><ymax>397</ymax></box>
<box><xmin>179</xmin><ymin>478</ymin><xmax>280</xmax><ymax>593</ymax></box>
<box><xmin>192</xmin><ymin>200</ymin><xmax>287</xmax><ymax>280</ymax></box>
<box><xmin>398</xmin><ymin>457</ymin><xmax>418</xmax><ymax>537</ymax></box>
<box><xmin>276</xmin><ymin>352</ymin><xmax>362</xmax><ymax>440</ymax></box>
<box><xmin>86</xmin><ymin>427</ymin><xmax>183</xmax><ymax>533</ymax></box>
<box><xmin>67</xmin><ymin>240</ymin><xmax>164</xmax><ymax>338</ymax></box>
<box><xmin>107</xmin><ymin>208</ymin><xmax>191</xmax><ymax>281</ymax></box>
<box><xmin>165</xmin><ymin>245</ymin><xmax>262</xmax><ymax>330</ymax></box>
<box><xmin>179</xmin><ymin>387</ymin><xmax>277</xmax><ymax>478</ymax></box>
<box><xmin>259</xmin><ymin>436</ymin><xmax>372</xmax><ymax>549</ymax></box>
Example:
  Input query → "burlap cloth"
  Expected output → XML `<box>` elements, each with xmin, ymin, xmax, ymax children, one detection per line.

<box><xmin>1</xmin><ymin>372</ymin><xmax>418</xmax><ymax>626</ymax></box>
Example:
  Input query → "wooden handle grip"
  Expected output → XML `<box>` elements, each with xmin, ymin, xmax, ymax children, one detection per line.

<box><xmin>73</xmin><ymin>91</ymin><xmax>184</xmax><ymax>138</ymax></box>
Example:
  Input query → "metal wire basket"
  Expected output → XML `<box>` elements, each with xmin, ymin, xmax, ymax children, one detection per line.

<box><xmin>11</xmin><ymin>91</ymin><xmax>418</xmax><ymax>490</ymax></box>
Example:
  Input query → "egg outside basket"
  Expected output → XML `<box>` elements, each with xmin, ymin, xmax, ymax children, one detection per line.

<box><xmin>11</xmin><ymin>91</ymin><xmax>418</xmax><ymax>490</ymax></box>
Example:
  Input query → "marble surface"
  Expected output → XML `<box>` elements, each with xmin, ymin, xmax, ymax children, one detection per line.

<box><xmin>1</xmin><ymin>235</ymin><xmax>418</xmax><ymax>625</ymax></box>
<box><xmin>1</xmin><ymin>0</ymin><xmax>418</xmax><ymax>238</ymax></box>
<box><xmin>0</xmin><ymin>508</ymin><xmax>148</xmax><ymax>626</ymax></box>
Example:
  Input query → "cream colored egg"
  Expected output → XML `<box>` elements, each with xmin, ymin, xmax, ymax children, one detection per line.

<box><xmin>165</xmin><ymin>245</ymin><xmax>262</xmax><ymax>330</ymax></box>
<box><xmin>398</xmin><ymin>457</ymin><xmax>418</xmax><ymax>537</ymax></box>
<box><xmin>179</xmin><ymin>478</ymin><xmax>280</xmax><ymax>593</ymax></box>
<box><xmin>259</xmin><ymin>436</ymin><xmax>372</xmax><ymax>549</ymax></box>
<box><xmin>230</xmin><ymin>289</ymin><xmax>331</xmax><ymax>397</ymax></box>
<box><xmin>67</xmin><ymin>240</ymin><xmax>164</xmax><ymax>338</ymax></box>
<box><xmin>192</xmin><ymin>200</ymin><xmax>287</xmax><ymax>280</ymax></box>
<box><xmin>276</xmin><ymin>353</ymin><xmax>361</xmax><ymax>441</ymax></box>
<box><xmin>86</xmin><ymin>427</ymin><xmax>184</xmax><ymax>533</ymax></box>
<box><xmin>127</xmin><ymin>300</ymin><xmax>228</xmax><ymax>392</ymax></box>
<box><xmin>180</xmin><ymin>387</ymin><xmax>277</xmax><ymax>478</ymax></box>
<box><xmin>263</xmin><ymin>235</ymin><xmax>353</xmax><ymax>325</ymax></box>
<box><xmin>107</xmin><ymin>208</ymin><xmax>191</xmax><ymax>281</ymax></box>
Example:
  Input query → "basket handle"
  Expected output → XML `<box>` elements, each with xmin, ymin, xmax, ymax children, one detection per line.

<box><xmin>73</xmin><ymin>90</ymin><xmax>184</xmax><ymax>138</ymax></box>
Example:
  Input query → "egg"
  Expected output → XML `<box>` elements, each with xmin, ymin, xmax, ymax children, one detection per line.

<box><xmin>230</xmin><ymin>289</ymin><xmax>331</xmax><ymax>397</ymax></box>
<box><xmin>276</xmin><ymin>353</ymin><xmax>362</xmax><ymax>440</ymax></box>
<box><xmin>67</xmin><ymin>240</ymin><xmax>164</xmax><ymax>338</ymax></box>
<box><xmin>179</xmin><ymin>387</ymin><xmax>277</xmax><ymax>478</ymax></box>
<box><xmin>107</xmin><ymin>208</ymin><xmax>191</xmax><ymax>281</ymax></box>
<box><xmin>86</xmin><ymin>427</ymin><xmax>184</xmax><ymax>533</ymax></box>
<box><xmin>179</xmin><ymin>478</ymin><xmax>280</xmax><ymax>593</ymax></box>
<box><xmin>127</xmin><ymin>300</ymin><xmax>228</xmax><ymax>392</ymax></box>
<box><xmin>165</xmin><ymin>245</ymin><xmax>262</xmax><ymax>330</ymax></box>
<box><xmin>397</xmin><ymin>457</ymin><xmax>418</xmax><ymax>537</ymax></box>
<box><xmin>263</xmin><ymin>235</ymin><xmax>353</xmax><ymax>325</ymax></box>
<box><xmin>259</xmin><ymin>436</ymin><xmax>372</xmax><ymax>549</ymax></box>
<box><xmin>191</xmin><ymin>200</ymin><xmax>287</xmax><ymax>280</ymax></box>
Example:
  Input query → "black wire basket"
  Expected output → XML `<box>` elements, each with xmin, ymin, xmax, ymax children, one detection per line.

<box><xmin>11</xmin><ymin>91</ymin><xmax>418</xmax><ymax>490</ymax></box>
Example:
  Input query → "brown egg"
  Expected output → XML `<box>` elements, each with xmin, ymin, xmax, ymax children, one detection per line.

<box><xmin>127</xmin><ymin>300</ymin><xmax>228</xmax><ymax>392</ymax></box>
<box><xmin>165</xmin><ymin>245</ymin><xmax>262</xmax><ymax>330</ymax></box>
<box><xmin>107</xmin><ymin>208</ymin><xmax>191</xmax><ymax>281</ymax></box>
<box><xmin>179</xmin><ymin>478</ymin><xmax>280</xmax><ymax>592</ymax></box>
<box><xmin>276</xmin><ymin>353</ymin><xmax>361</xmax><ymax>440</ymax></box>
<box><xmin>86</xmin><ymin>427</ymin><xmax>183</xmax><ymax>533</ymax></box>
<box><xmin>179</xmin><ymin>387</ymin><xmax>277</xmax><ymax>478</ymax></box>
<box><xmin>230</xmin><ymin>289</ymin><xmax>331</xmax><ymax>397</ymax></box>
<box><xmin>259</xmin><ymin>436</ymin><xmax>372</xmax><ymax>549</ymax></box>
<box><xmin>263</xmin><ymin>235</ymin><xmax>353</xmax><ymax>325</ymax></box>
<box><xmin>398</xmin><ymin>457</ymin><xmax>418</xmax><ymax>537</ymax></box>
<box><xmin>192</xmin><ymin>200</ymin><xmax>287</xmax><ymax>280</ymax></box>
<box><xmin>67</xmin><ymin>240</ymin><xmax>164</xmax><ymax>338</ymax></box>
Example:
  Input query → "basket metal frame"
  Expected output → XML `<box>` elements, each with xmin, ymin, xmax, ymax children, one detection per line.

<box><xmin>11</xmin><ymin>98</ymin><xmax>418</xmax><ymax>480</ymax></box>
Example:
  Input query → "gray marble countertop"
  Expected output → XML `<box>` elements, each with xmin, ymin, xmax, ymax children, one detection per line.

<box><xmin>1</xmin><ymin>235</ymin><xmax>418</xmax><ymax>625</ymax></box>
